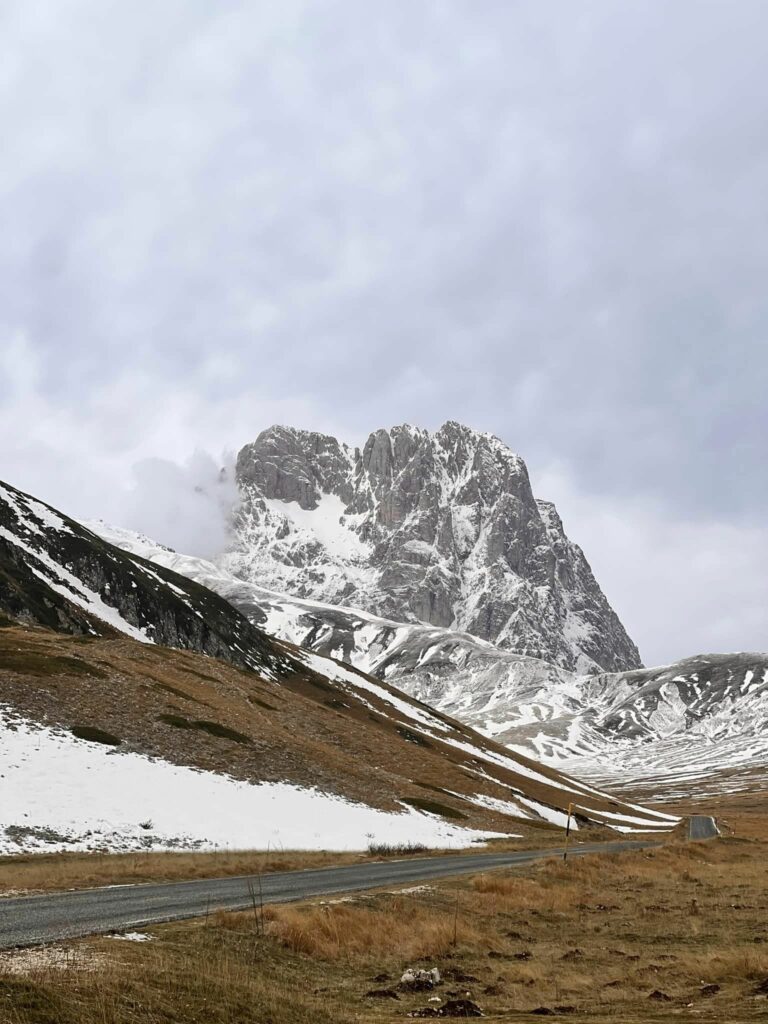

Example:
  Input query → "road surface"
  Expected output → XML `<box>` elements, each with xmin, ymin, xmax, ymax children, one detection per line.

<box><xmin>0</xmin><ymin>840</ymin><xmax>658</xmax><ymax>949</ymax></box>
<box><xmin>689</xmin><ymin>815</ymin><xmax>718</xmax><ymax>839</ymax></box>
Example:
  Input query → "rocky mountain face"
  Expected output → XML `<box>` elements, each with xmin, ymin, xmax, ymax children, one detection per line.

<box><xmin>0</xmin><ymin>479</ymin><xmax>289</xmax><ymax>678</ymax></box>
<box><xmin>393</xmin><ymin>645</ymin><xmax>768</xmax><ymax>800</ymax></box>
<box><xmin>224</xmin><ymin>422</ymin><xmax>641</xmax><ymax>674</ymax></box>
<box><xmin>557</xmin><ymin>654</ymin><xmax>768</xmax><ymax>800</ymax></box>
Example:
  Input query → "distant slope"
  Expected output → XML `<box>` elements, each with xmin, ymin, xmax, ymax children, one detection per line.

<box><xmin>0</xmin><ymin>479</ymin><xmax>676</xmax><ymax>853</ymax></box>
<box><xmin>85</xmin><ymin>522</ymin><xmax>768</xmax><ymax>801</ymax></box>
<box><xmin>557</xmin><ymin>654</ymin><xmax>768</xmax><ymax>800</ymax></box>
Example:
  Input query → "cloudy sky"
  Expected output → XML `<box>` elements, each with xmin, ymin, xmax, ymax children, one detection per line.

<box><xmin>2</xmin><ymin>1</ymin><xmax>766</xmax><ymax>665</ymax></box>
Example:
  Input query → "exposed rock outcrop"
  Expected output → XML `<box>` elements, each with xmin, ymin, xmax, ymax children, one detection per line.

<box><xmin>225</xmin><ymin>421</ymin><xmax>641</xmax><ymax>673</ymax></box>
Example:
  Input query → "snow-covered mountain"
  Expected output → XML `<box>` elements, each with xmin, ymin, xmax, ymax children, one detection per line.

<box><xmin>88</xmin><ymin>521</ymin><xmax>768</xmax><ymax>799</ymax></box>
<box><xmin>556</xmin><ymin>654</ymin><xmax>768</xmax><ymax>800</ymax></box>
<box><xmin>1</xmin><ymin>478</ymin><xmax>676</xmax><ymax>853</ymax></box>
<box><xmin>224</xmin><ymin>422</ymin><xmax>641</xmax><ymax>674</ymax></box>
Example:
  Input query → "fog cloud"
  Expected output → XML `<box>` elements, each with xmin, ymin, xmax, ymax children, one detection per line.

<box><xmin>124</xmin><ymin>452</ymin><xmax>239</xmax><ymax>560</ymax></box>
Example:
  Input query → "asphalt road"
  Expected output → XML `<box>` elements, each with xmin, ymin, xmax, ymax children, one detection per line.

<box><xmin>689</xmin><ymin>815</ymin><xmax>719</xmax><ymax>839</ymax></box>
<box><xmin>0</xmin><ymin>840</ymin><xmax>658</xmax><ymax>949</ymax></box>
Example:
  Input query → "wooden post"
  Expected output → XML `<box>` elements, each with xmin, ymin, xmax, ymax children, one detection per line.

<box><xmin>563</xmin><ymin>803</ymin><xmax>575</xmax><ymax>862</ymax></box>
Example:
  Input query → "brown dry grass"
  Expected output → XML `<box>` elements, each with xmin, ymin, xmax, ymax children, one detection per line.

<box><xmin>6</xmin><ymin>833</ymin><xmax>768</xmax><ymax>1022</ymax></box>
<box><xmin>0</xmin><ymin>836</ymin><xmax>588</xmax><ymax>897</ymax></box>
<box><xmin>268</xmin><ymin>895</ymin><xmax>482</xmax><ymax>960</ymax></box>
<box><xmin>0</xmin><ymin>929</ymin><xmax>341</xmax><ymax>1024</ymax></box>
<box><xmin>0</xmin><ymin>848</ymin><xmax>367</xmax><ymax>896</ymax></box>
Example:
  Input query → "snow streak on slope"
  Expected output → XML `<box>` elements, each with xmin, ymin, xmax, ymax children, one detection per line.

<box><xmin>555</xmin><ymin>657</ymin><xmax>768</xmax><ymax>800</ymax></box>
<box><xmin>0</xmin><ymin>480</ymin><xmax>289</xmax><ymax>678</ymax></box>
<box><xmin>0</xmin><ymin>709</ymin><xmax>504</xmax><ymax>853</ymax></box>
<box><xmin>294</xmin><ymin>652</ymin><xmax>675</xmax><ymax>832</ymax></box>
<box><xmin>391</xmin><ymin>651</ymin><xmax>768</xmax><ymax>800</ymax></box>
<box><xmin>0</xmin><ymin>485</ymin><xmax>153</xmax><ymax>643</ymax></box>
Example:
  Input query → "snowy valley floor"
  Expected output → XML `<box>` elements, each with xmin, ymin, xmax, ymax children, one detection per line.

<box><xmin>3</xmin><ymin>817</ymin><xmax>768</xmax><ymax>1023</ymax></box>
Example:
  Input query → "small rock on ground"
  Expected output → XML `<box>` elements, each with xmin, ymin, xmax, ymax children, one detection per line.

<box><xmin>408</xmin><ymin>998</ymin><xmax>484</xmax><ymax>1018</ymax></box>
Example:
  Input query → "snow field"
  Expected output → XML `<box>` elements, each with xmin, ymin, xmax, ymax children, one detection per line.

<box><xmin>0</xmin><ymin>711</ymin><xmax>506</xmax><ymax>854</ymax></box>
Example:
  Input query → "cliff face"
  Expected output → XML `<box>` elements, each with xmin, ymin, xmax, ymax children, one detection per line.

<box><xmin>224</xmin><ymin>421</ymin><xmax>641</xmax><ymax>673</ymax></box>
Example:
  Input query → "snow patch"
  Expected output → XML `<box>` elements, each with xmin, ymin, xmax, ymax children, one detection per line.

<box><xmin>0</xmin><ymin>711</ymin><xmax>506</xmax><ymax>853</ymax></box>
<box><xmin>264</xmin><ymin>494</ymin><xmax>371</xmax><ymax>563</ymax></box>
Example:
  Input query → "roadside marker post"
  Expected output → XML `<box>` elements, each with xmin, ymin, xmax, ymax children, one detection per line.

<box><xmin>563</xmin><ymin>803</ymin><xmax>575</xmax><ymax>862</ymax></box>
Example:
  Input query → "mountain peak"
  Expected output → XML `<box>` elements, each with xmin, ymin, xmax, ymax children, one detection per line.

<box><xmin>223</xmin><ymin>424</ymin><xmax>641</xmax><ymax>673</ymax></box>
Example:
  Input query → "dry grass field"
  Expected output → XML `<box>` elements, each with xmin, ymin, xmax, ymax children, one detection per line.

<box><xmin>0</xmin><ymin>848</ymin><xmax>369</xmax><ymax>897</ymax></box>
<box><xmin>3</xmin><ymin>831</ymin><xmax>768</xmax><ymax>1023</ymax></box>
<box><xmin>0</xmin><ymin>831</ymin><xmax>614</xmax><ymax>896</ymax></box>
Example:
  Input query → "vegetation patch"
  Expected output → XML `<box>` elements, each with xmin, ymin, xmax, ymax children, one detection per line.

<box><xmin>414</xmin><ymin>780</ymin><xmax>454</xmax><ymax>797</ymax></box>
<box><xmin>70</xmin><ymin>725</ymin><xmax>121</xmax><ymax>746</ymax></box>
<box><xmin>158</xmin><ymin>713</ymin><xmax>199</xmax><ymax>729</ymax></box>
<box><xmin>179</xmin><ymin>666</ymin><xmax>221</xmax><ymax>684</ymax></box>
<box><xmin>157</xmin><ymin>713</ymin><xmax>251</xmax><ymax>745</ymax></box>
<box><xmin>0</xmin><ymin>976</ymin><xmax>82</xmax><ymax>1024</ymax></box>
<box><xmin>153</xmin><ymin>681</ymin><xmax>209</xmax><ymax>706</ymax></box>
<box><xmin>367</xmin><ymin>840</ymin><xmax>429</xmax><ymax>856</ymax></box>
<box><xmin>303</xmin><ymin>673</ymin><xmax>335</xmax><ymax>692</ymax></box>
<box><xmin>401</xmin><ymin>796</ymin><xmax>468</xmax><ymax>820</ymax></box>
<box><xmin>5</xmin><ymin>824</ymin><xmax>74</xmax><ymax>845</ymax></box>
<box><xmin>248</xmin><ymin>696</ymin><xmax>278</xmax><ymax>711</ymax></box>
<box><xmin>194</xmin><ymin>720</ymin><xmax>253</xmax><ymax>744</ymax></box>
<box><xmin>0</xmin><ymin>651</ymin><xmax>106</xmax><ymax>678</ymax></box>
<box><xmin>397</xmin><ymin>725</ymin><xmax>432</xmax><ymax>747</ymax></box>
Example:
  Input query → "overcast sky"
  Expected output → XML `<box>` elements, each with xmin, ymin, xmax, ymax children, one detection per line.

<box><xmin>2</xmin><ymin>1</ymin><xmax>766</xmax><ymax>666</ymax></box>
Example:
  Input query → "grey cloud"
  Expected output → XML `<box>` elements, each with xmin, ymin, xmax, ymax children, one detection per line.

<box><xmin>1</xmin><ymin>0</ymin><xmax>766</xmax><ymax>660</ymax></box>
<box><xmin>538</xmin><ymin>466</ymin><xmax>768</xmax><ymax>666</ymax></box>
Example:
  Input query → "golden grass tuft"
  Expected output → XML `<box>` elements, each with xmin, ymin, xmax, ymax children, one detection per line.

<box><xmin>676</xmin><ymin>949</ymin><xmax>768</xmax><ymax>983</ymax></box>
<box><xmin>268</xmin><ymin>895</ymin><xmax>480</xmax><ymax>959</ymax></box>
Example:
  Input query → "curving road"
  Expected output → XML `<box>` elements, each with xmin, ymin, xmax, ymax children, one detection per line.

<box><xmin>0</xmin><ymin>840</ymin><xmax>659</xmax><ymax>949</ymax></box>
<box><xmin>688</xmin><ymin>815</ymin><xmax>718</xmax><ymax>840</ymax></box>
